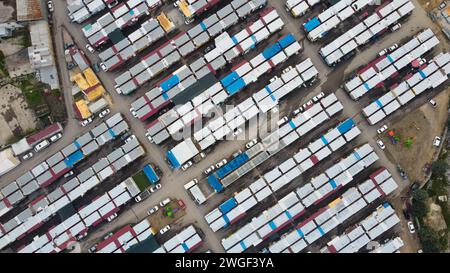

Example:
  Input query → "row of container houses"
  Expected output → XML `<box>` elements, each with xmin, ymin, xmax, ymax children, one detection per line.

<box><xmin>219</xmin><ymin>143</ymin><xmax>381</xmax><ymax>253</ymax></box>
<box><xmin>176</xmin><ymin>0</ymin><xmax>221</xmax><ymax>22</ymax></box>
<box><xmin>17</xmin><ymin>176</ymin><xmax>142</xmax><ymax>253</ymax></box>
<box><xmin>82</xmin><ymin>0</ymin><xmax>163</xmax><ymax>48</ymax></box>
<box><xmin>0</xmin><ymin>136</ymin><xmax>145</xmax><ymax>251</ymax></box>
<box><xmin>205</xmin><ymin>118</ymin><xmax>361</xmax><ymax>231</ymax></box>
<box><xmin>115</xmin><ymin>0</ymin><xmax>268</xmax><ymax>95</ymax></box>
<box><xmin>68</xmin><ymin>0</ymin><xmax>117</xmax><ymax>24</ymax></box>
<box><xmin>370</xmin><ymin>236</ymin><xmax>404</xmax><ymax>253</ymax></box>
<box><xmin>131</xmin><ymin>7</ymin><xmax>285</xmax><ymax>122</ymax></box>
<box><xmin>164</xmin><ymin>34</ymin><xmax>303</xmax><ymax>169</ymax></box>
<box><xmin>285</xmin><ymin>0</ymin><xmax>321</xmax><ymax>18</ymax></box>
<box><xmin>320</xmin><ymin>202</ymin><xmax>400</xmax><ymax>253</ymax></box>
<box><xmin>303</xmin><ymin>0</ymin><xmax>375</xmax><ymax>42</ymax></box>
<box><xmin>319</xmin><ymin>0</ymin><xmax>415</xmax><ymax>66</ymax></box>
<box><xmin>344</xmin><ymin>28</ymin><xmax>440</xmax><ymax>100</ymax></box>
<box><xmin>153</xmin><ymin>225</ymin><xmax>203</xmax><ymax>253</ymax></box>
<box><xmin>0</xmin><ymin>113</ymin><xmax>128</xmax><ymax>220</ymax></box>
<box><xmin>206</xmin><ymin>93</ymin><xmax>343</xmax><ymax>193</ymax></box>
<box><xmin>362</xmin><ymin>52</ymin><xmax>450</xmax><ymax>125</ymax></box>
<box><xmin>223</xmin><ymin>165</ymin><xmax>398</xmax><ymax>253</ymax></box>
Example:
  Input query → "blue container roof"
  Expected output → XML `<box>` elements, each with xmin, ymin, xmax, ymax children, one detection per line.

<box><xmin>207</xmin><ymin>174</ymin><xmax>224</xmax><ymax>192</ymax></box>
<box><xmin>337</xmin><ymin>118</ymin><xmax>355</xmax><ymax>134</ymax></box>
<box><xmin>278</xmin><ymin>33</ymin><xmax>296</xmax><ymax>48</ymax></box>
<box><xmin>225</xmin><ymin>77</ymin><xmax>246</xmax><ymax>95</ymax></box>
<box><xmin>219</xmin><ymin>198</ymin><xmax>237</xmax><ymax>214</ymax></box>
<box><xmin>262</xmin><ymin>43</ymin><xmax>282</xmax><ymax>60</ymax></box>
<box><xmin>143</xmin><ymin>165</ymin><xmax>159</xmax><ymax>184</ymax></box>
<box><xmin>221</xmin><ymin>71</ymin><xmax>240</xmax><ymax>88</ymax></box>
<box><xmin>166</xmin><ymin>151</ymin><xmax>181</xmax><ymax>169</ymax></box>
<box><xmin>160</xmin><ymin>75</ymin><xmax>180</xmax><ymax>92</ymax></box>
<box><xmin>304</xmin><ymin>17</ymin><xmax>320</xmax><ymax>32</ymax></box>
<box><xmin>216</xmin><ymin>152</ymin><xmax>250</xmax><ymax>179</ymax></box>
<box><xmin>64</xmin><ymin>150</ymin><xmax>84</xmax><ymax>167</ymax></box>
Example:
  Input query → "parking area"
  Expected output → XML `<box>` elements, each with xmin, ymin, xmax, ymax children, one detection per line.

<box><xmin>1</xmin><ymin>0</ymin><xmax>450</xmax><ymax>254</ymax></box>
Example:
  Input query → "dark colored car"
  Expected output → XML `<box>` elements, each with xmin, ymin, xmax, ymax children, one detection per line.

<box><xmin>410</xmin><ymin>182</ymin><xmax>420</xmax><ymax>192</ymax></box>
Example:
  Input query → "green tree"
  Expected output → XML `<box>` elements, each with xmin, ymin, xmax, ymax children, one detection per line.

<box><xmin>412</xmin><ymin>189</ymin><xmax>428</xmax><ymax>219</ymax></box>
<box><xmin>418</xmin><ymin>226</ymin><xmax>442</xmax><ymax>253</ymax></box>
<box><xmin>431</xmin><ymin>159</ymin><xmax>449</xmax><ymax>179</ymax></box>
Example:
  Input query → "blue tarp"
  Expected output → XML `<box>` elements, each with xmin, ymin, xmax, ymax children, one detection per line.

<box><xmin>418</xmin><ymin>69</ymin><xmax>426</xmax><ymax>79</ymax></box>
<box><xmin>268</xmin><ymin>221</ymin><xmax>277</xmax><ymax>230</ymax></box>
<box><xmin>225</xmin><ymin>77</ymin><xmax>246</xmax><ymax>95</ymax></box>
<box><xmin>222</xmin><ymin>214</ymin><xmax>230</xmax><ymax>225</ymax></box>
<box><xmin>278</xmin><ymin>33</ymin><xmax>296</xmax><ymax>48</ymax></box>
<box><xmin>216</xmin><ymin>152</ymin><xmax>250</xmax><ymax>179</ymax></box>
<box><xmin>221</xmin><ymin>71</ymin><xmax>240</xmax><ymax>87</ymax></box>
<box><xmin>304</xmin><ymin>17</ymin><xmax>320</xmax><ymax>32</ymax></box>
<box><xmin>262</xmin><ymin>43</ymin><xmax>282</xmax><ymax>60</ymax></box>
<box><xmin>285</xmin><ymin>211</ymin><xmax>292</xmax><ymax>220</ymax></box>
<box><xmin>320</xmin><ymin>135</ymin><xmax>329</xmax><ymax>145</ymax></box>
<box><xmin>160</xmin><ymin>75</ymin><xmax>180</xmax><ymax>92</ymax></box>
<box><xmin>363</xmin><ymin>82</ymin><xmax>370</xmax><ymax>91</ymax></box>
<box><xmin>270</xmin><ymin>94</ymin><xmax>277</xmax><ymax>101</ymax></box>
<box><xmin>181</xmin><ymin>243</ymin><xmax>189</xmax><ymax>251</ymax></box>
<box><xmin>375</xmin><ymin>99</ymin><xmax>383</xmax><ymax>108</ymax></box>
<box><xmin>231</xmin><ymin>36</ymin><xmax>238</xmax><ymax>45</ymax></box>
<box><xmin>219</xmin><ymin>198</ymin><xmax>237</xmax><ymax>214</ymax></box>
<box><xmin>387</xmin><ymin>55</ymin><xmax>394</xmax><ymax>63</ymax></box>
<box><xmin>200</xmin><ymin>22</ymin><xmax>207</xmax><ymax>31</ymax></box>
<box><xmin>73</xmin><ymin>141</ymin><xmax>81</xmax><ymax>149</ymax></box>
<box><xmin>297</xmin><ymin>228</ymin><xmax>304</xmax><ymax>238</ymax></box>
<box><xmin>329</xmin><ymin>179</ymin><xmax>337</xmax><ymax>189</ymax></box>
<box><xmin>108</xmin><ymin>128</ymin><xmax>116</xmax><ymax>138</ymax></box>
<box><xmin>239</xmin><ymin>241</ymin><xmax>247</xmax><ymax>250</ymax></box>
<box><xmin>288</xmin><ymin>120</ymin><xmax>296</xmax><ymax>129</ymax></box>
<box><xmin>166</xmin><ymin>151</ymin><xmax>181</xmax><ymax>169</ymax></box>
<box><xmin>383</xmin><ymin>202</ymin><xmax>390</xmax><ymax>208</ymax></box>
<box><xmin>143</xmin><ymin>165</ymin><xmax>159</xmax><ymax>184</ymax></box>
<box><xmin>64</xmin><ymin>150</ymin><xmax>84</xmax><ymax>167</ymax></box>
<box><xmin>337</xmin><ymin>118</ymin><xmax>354</xmax><ymax>134</ymax></box>
<box><xmin>353</xmin><ymin>151</ymin><xmax>361</xmax><ymax>160</ymax></box>
<box><xmin>265</xmin><ymin>86</ymin><xmax>272</xmax><ymax>94</ymax></box>
<box><xmin>207</xmin><ymin>174</ymin><xmax>224</xmax><ymax>192</ymax></box>
<box><xmin>318</xmin><ymin>226</ymin><xmax>325</xmax><ymax>236</ymax></box>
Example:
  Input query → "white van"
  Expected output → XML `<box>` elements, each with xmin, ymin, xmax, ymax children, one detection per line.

<box><xmin>184</xmin><ymin>179</ymin><xmax>198</xmax><ymax>190</ymax></box>
<box><xmin>34</xmin><ymin>140</ymin><xmax>50</xmax><ymax>152</ymax></box>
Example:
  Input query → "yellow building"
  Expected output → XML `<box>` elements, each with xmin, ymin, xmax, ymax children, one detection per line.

<box><xmin>178</xmin><ymin>0</ymin><xmax>193</xmax><ymax>18</ymax></box>
<box><xmin>71</xmin><ymin>73</ymin><xmax>90</xmax><ymax>91</ymax></box>
<box><xmin>75</xmin><ymin>99</ymin><xmax>92</xmax><ymax>119</ymax></box>
<box><xmin>157</xmin><ymin>12</ymin><xmax>175</xmax><ymax>33</ymax></box>
<box><xmin>83</xmin><ymin>68</ymin><xmax>100</xmax><ymax>87</ymax></box>
<box><xmin>85</xmin><ymin>85</ymin><xmax>105</xmax><ymax>102</ymax></box>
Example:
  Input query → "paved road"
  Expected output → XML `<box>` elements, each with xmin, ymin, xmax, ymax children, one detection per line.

<box><xmin>3</xmin><ymin>0</ymin><xmax>444</xmax><ymax>253</ymax></box>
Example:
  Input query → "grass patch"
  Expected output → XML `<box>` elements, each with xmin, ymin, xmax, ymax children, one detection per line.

<box><xmin>0</xmin><ymin>50</ymin><xmax>9</xmax><ymax>78</ymax></box>
<box><xmin>16</xmin><ymin>74</ymin><xmax>46</xmax><ymax>107</ymax></box>
<box><xmin>13</xmin><ymin>28</ymin><xmax>31</xmax><ymax>48</ymax></box>
<box><xmin>132</xmin><ymin>171</ymin><xmax>151</xmax><ymax>191</ymax></box>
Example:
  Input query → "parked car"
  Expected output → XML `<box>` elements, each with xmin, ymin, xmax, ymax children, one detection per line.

<box><xmin>147</xmin><ymin>205</ymin><xmax>159</xmax><ymax>215</ymax></box>
<box><xmin>246</xmin><ymin>138</ymin><xmax>258</xmax><ymax>149</ymax></box>
<box><xmin>302</xmin><ymin>100</ymin><xmax>314</xmax><ymax>110</ymax></box>
<box><xmin>34</xmin><ymin>140</ymin><xmax>50</xmax><ymax>152</ymax></box>
<box><xmin>439</xmin><ymin>1</ymin><xmax>447</xmax><ymax>10</ymax></box>
<box><xmin>159</xmin><ymin>198</ymin><xmax>171</xmax><ymax>207</ymax></box>
<box><xmin>292</xmin><ymin>106</ymin><xmax>304</xmax><ymax>115</ymax></box>
<box><xmin>388</xmin><ymin>43</ymin><xmax>399</xmax><ymax>52</ymax></box>
<box><xmin>433</xmin><ymin>136</ymin><xmax>441</xmax><ymax>147</ymax></box>
<box><xmin>159</xmin><ymin>225</ymin><xmax>171</xmax><ymax>235</ymax></box>
<box><xmin>377</xmin><ymin>125</ymin><xmax>388</xmax><ymax>134</ymax></box>
<box><xmin>80</xmin><ymin>117</ymin><xmax>93</xmax><ymax>127</ymax></box>
<box><xmin>312</xmin><ymin>92</ymin><xmax>325</xmax><ymax>102</ymax></box>
<box><xmin>184</xmin><ymin>178</ymin><xmax>198</xmax><ymax>190</ymax></box>
<box><xmin>390</xmin><ymin>23</ymin><xmax>401</xmax><ymax>32</ymax></box>
<box><xmin>64</xmin><ymin>171</ymin><xmax>74</xmax><ymax>178</ymax></box>
<box><xmin>22</xmin><ymin>152</ymin><xmax>34</xmax><ymax>161</ymax></box>
<box><xmin>277</xmin><ymin>116</ymin><xmax>289</xmax><ymax>126</ymax></box>
<box><xmin>376</xmin><ymin>139</ymin><xmax>385</xmax><ymax>150</ymax></box>
<box><xmin>145</xmin><ymin>132</ymin><xmax>154</xmax><ymax>143</ymax></box>
<box><xmin>378</xmin><ymin>48</ymin><xmax>388</xmax><ymax>57</ymax></box>
<box><xmin>47</xmin><ymin>1</ymin><xmax>54</xmax><ymax>12</ymax></box>
<box><xmin>130</xmin><ymin>107</ymin><xmax>137</xmax><ymax>117</ymax></box>
<box><xmin>407</xmin><ymin>221</ymin><xmax>415</xmax><ymax>234</ymax></box>
<box><xmin>50</xmin><ymin>133</ymin><xmax>62</xmax><ymax>142</ymax></box>
<box><xmin>85</xmin><ymin>44</ymin><xmax>95</xmax><ymax>53</ymax></box>
<box><xmin>125</xmin><ymin>135</ymin><xmax>136</xmax><ymax>143</ymax></box>
<box><xmin>418</xmin><ymin>58</ymin><xmax>427</xmax><ymax>66</ymax></box>
<box><xmin>106</xmin><ymin>213</ymin><xmax>118</xmax><ymax>222</ymax></box>
<box><xmin>150</xmin><ymin>183</ymin><xmax>162</xmax><ymax>193</ymax></box>
<box><xmin>215</xmin><ymin>159</ymin><xmax>228</xmax><ymax>169</ymax></box>
<box><xmin>204</xmin><ymin>165</ymin><xmax>215</xmax><ymax>175</ymax></box>
<box><xmin>93</xmin><ymin>62</ymin><xmax>100</xmax><ymax>72</ymax></box>
<box><xmin>181</xmin><ymin>161</ymin><xmax>193</xmax><ymax>171</ymax></box>
<box><xmin>402</xmin><ymin>209</ymin><xmax>411</xmax><ymax>220</ymax></box>
<box><xmin>410</xmin><ymin>181</ymin><xmax>420</xmax><ymax>192</ymax></box>
<box><xmin>98</xmin><ymin>108</ymin><xmax>110</xmax><ymax>118</ymax></box>
<box><xmin>429</xmin><ymin>99</ymin><xmax>437</xmax><ymax>108</ymax></box>
<box><xmin>100</xmin><ymin>62</ymin><xmax>108</xmax><ymax>72</ymax></box>
<box><xmin>232</xmin><ymin>128</ymin><xmax>243</xmax><ymax>136</ymax></box>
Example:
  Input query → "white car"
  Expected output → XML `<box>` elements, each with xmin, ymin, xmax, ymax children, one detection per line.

<box><xmin>130</xmin><ymin>107</ymin><xmax>137</xmax><ymax>117</ymax></box>
<box><xmin>159</xmin><ymin>225</ymin><xmax>171</xmax><ymax>235</ymax></box>
<box><xmin>100</xmin><ymin>62</ymin><xmax>108</xmax><ymax>72</ymax></box>
<box><xmin>125</xmin><ymin>135</ymin><xmax>136</xmax><ymax>143</ymax></box>
<box><xmin>150</xmin><ymin>183</ymin><xmax>162</xmax><ymax>193</ymax></box>
<box><xmin>388</xmin><ymin>44</ymin><xmax>398</xmax><ymax>52</ymax></box>
<box><xmin>145</xmin><ymin>132</ymin><xmax>154</xmax><ymax>143</ymax></box>
<box><xmin>377</xmin><ymin>125</ymin><xmax>388</xmax><ymax>134</ymax></box>
<box><xmin>98</xmin><ymin>108</ymin><xmax>110</xmax><ymax>118</ymax></box>
<box><xmin>64</xmin><ymin>171</ymin><xmax>74</xmax><ymax>178</ymax></box>
<box><xmin>245</xmin><ymin>138</ymin><xmax>258</xmax><ymax>149</ymax></box>
<box><xmin>292</xmin><ymin>106</ymin><xmax>303</xmax><ymax>115</ymax></box>
<box><xmin>159</xmin><ymin>198</ymin><xmax>171</xmax><ymax>207</ymax></box>
<box><xmin>418</xmin><ymin>58</ymin><xmax>426</xmax><ymax>66</ymax></box>
<box><xmin>215</xmin><ymin>159</ymin><xmax>228</xmax><ymax>169</ymax></box>
<box><xmin>390</xmin><ymin>23</ymin><xmax>401</xmax><ymax>32</ymax></box>
<box><xmin>378</xmin><ymin>48</ymin><xmax>388</xmax><ymax>57</ymax></box>
<box><xmin>312</xmin><ymin>92</ymin><xmax>325</xmax><ymax>102</ymax></box>
<box><xmin>181</xmin><ymin>161</ymin><xmax>193</xmax><ymax>171</ymax></box>
<box><xmin>277</xmin><ymin>116</ymin><xmax>288</xmax><ymax>126</ymax></box>
<box><xmin>429</xmin><ymin>99</ymin><xmax>437</xmax><ymax>108</ymax></box>
<box><xmin>147</xmin><ymin>205</ymin><xmax>159</xmax><ymax>215</ymax></box>
<box><xmin>232</xmin><ymin>128</ymin><xmax>243</xmax><ymax>136</ymax></box>
<box><xmin>407</xmin><ymin>221</ymin><xmax>415</xmax><ymax>234</ymax></box>
<box><xmin>50</xmin><ymin>133</ymin><xmax>62</xmax><ymax>142</ymax></box>
<box><xmin>204</xmin><ymin>165</ymin><xmax>215</xmax><ymax>175</ymax></box>
<box><xmin>376</xmin><ymin>139</ymin><xmax>385</xmax><ymax>150</ymax></box>
<box><xmin>47</xmin><ymin>1</ymin><xmax>54</xmax><ymax>12</ymax></box>
<box><xmin>433</xmin><ymin>136</ymin><xmax>441</xmax><ymax>147</ymax></box>
<box><xmin>302</xmin><ymin>100</ymin><xmax>314</xmax><ymax>110</ymax></box>
<box><xmin>85</xmin><ymin>44</ymin><xmax>95</xmax><ymax>53</ymax></box>
<box><xmin>22</xmin><ymin>152</ymin><xmax>34</xmax><ymax>161</ymax></box>
<box><xmin>106</xmin><ymin>213</ymin><xmax>118</xmax><ymax>222</ymax></box>
<box><xmin>80</xmin><ymin>117</ymin><xmax>93</xmax><ymax>127</ymax></box>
